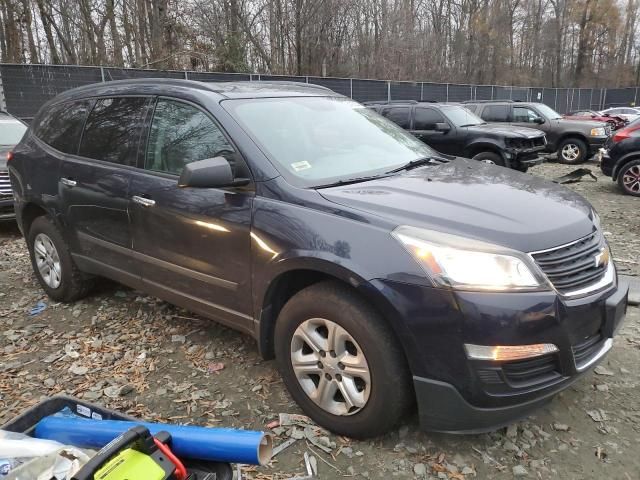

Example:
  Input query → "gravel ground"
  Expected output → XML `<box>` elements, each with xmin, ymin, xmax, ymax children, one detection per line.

<box><xmin>0</xmin><ymin>160</ymin><xmax>638</xmax><ymax>479</ymax></box>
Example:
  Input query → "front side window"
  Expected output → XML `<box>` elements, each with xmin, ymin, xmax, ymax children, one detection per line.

<box><xmin>381</xmin><ymin>107</ymin><xmax>411</xmax><ymax>129</ymax></box>
<box><xmin>414</xmin><ymin>108</ymin><xmax>445</xmax><ymax>130</ymax></box>
<box><xmin>34</xmin><ymin>100</ymin><xmax>93</xmax><ymax>153</ymax></box>
<box><xmin>513</xmin><ymin>106</ymin><xmax>542</xmax><ymax>123</ymax></box>
<box><xmin>79</xmin><ymin>97</ymin><xmax>149</xmax><ymax>165</ymax></box>
<box><xmin>145</xmin><ymin>99</ymin><xmax>233</xmax><ymax>175</ymax></box>
<box><xmin>481</xmin><ymin>105</ymin><xmax>510</xmax><ymax>122</ymax></box>
<box><xmin>223</xmin><ymin>96</ymin><xmax>436</xmax><ymax>187</ymax></box>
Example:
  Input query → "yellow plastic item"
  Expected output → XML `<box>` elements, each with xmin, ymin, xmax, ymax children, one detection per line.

<box><xmin>93</xmin><ymin>447</ymin><xmax>166</xmax><ymax>480</ymax></box>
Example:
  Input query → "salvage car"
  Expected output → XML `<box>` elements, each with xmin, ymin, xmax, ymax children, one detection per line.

<box><xmin>8</xmin><ymin>80</ymin><xmax>628</xmax><ymax>438</ymax></box>
<box><xmin>564</xmin><ymin>110</ymin><xmax>627</xmax><ymax>130</ymax></box>
<box><xmin>465</xmin><ymin>100</ymin><xmax>611</xmax><ymax>164</ymax></box>
<box><xmin>0</xmin><ymin>111</ymin><xmax>27</xmax><ymax>220</ymax></box>
<box><xmin>600</xmin><ymin>118</ymin><xmax>640</xmax><ymax>196</ymax></box>
<box><xmin>366</xmin><ymin>101</ymin><xmax>546</xmax><ymax>171</ymax></box>
<box><xmin>600</xmin><ymin>107</ymin><xmax>640</xmax><ymax>123</ymax></box>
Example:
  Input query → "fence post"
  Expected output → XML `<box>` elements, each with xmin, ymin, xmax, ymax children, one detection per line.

<box><xmin>420</xmin><ymin>82</ymin><xmax>424</xmax><ymax>101</ymax></box>
<box><xmin>100</xmin><ymin>66</ymin><xmax>105</xmax><ymax>82</ymax></box>
<box><xmin>446</xmin><ymin>84</ymin><xmax>449</xmax><ymax>102</ymax></box>
<box><xmin>184</xmin><ymin>71</ymin><xmax>188</xmax><ymax>80</ymax></box>
<box><xmin>387</xmin><ymin>81</ymin><xmax>391</xmax><ymax>101</ymax></box>
<box><xmin>350</xmin><ymin>78</ymin><xmax>353</xmax><ymax>99</ymax></box>
<box><xmin>602</xmin><ymin>88</ymin><xmax>607</xmax><ymax>110</ymax></box>
<box><xmin>305</xmin><ymin>76</ymin><xmax>309</xmax><ymax>83</ymax></box>
<box><xmin>0</xmin><ymin>67</ymin><xmax>6</xmax><ymax>111</ymax></box>
<box><xmin>634</xmin><ymin>87</ymin><xmax>638</xmax><ymax>106</ymax></box>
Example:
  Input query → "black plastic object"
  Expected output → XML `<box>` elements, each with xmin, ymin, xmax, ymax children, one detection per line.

<box><xmin>1</xmin><ymin>395</ymin><xmax>233</xmax><ymax>480</ymax></box>
<box><xmin>72</xmin><ymin>426</ymin><xmax>176</xmax><ymax>480</ymax></box>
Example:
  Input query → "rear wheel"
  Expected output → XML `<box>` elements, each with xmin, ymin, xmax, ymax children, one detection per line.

<box><xmin>557</xmin><ymin>137</ymin><xmax>588</xmax><ymax>164</ymax></box>
<box><xmin>27</xmin><ymin>216</ymin><xmax>93</xmax><ymax>302</ymax></box>
<box><xmin>274</xmin><ymin>281</ymin><xmax>412</xmax><ymax>438</ymax></box>
<box><xmin>472</xmin><ymin>151</ymin><xmax>505</xmax><ymax>167</ymax></box>
<box><xmin>618</xmin><ymin>159</ymin><xmax>640</xmax><ymax>196</ymax></box>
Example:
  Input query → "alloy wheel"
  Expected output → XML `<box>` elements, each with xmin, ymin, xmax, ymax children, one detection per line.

<box><xmin>34</xmin><ymin>233</ymin><xmax>62</xmax><ymax>289</ymax></box>
<box><xmin>561</xmin><ymin>143</ymin><xmax>580</xmax><ymax>162</ymax></box>
<box><xmin>622</xmin><ymin>165</ymin><xmax>640</xmax><ymax>193</ymax></box>
<box><xmin>290</xmin><ymin>318</ymin><xmax>371</xmax><ymax>416</ymax></box>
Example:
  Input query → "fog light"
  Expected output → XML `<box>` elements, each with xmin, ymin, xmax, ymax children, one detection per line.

<box><xmin>464</xmin><ymin>343</ymin><xmax>559</xmax><ymax>361</ymax></box>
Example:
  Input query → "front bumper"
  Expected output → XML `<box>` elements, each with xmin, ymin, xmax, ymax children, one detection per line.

<box><xmin>372</xmin><ymin>276</ymin><xmax>628</xmax><ymax>433</ymax></box>
<box><xmin>0</xmin><ymin>196</ymin><xmax>15</xmax><ymax>220</ymax></box>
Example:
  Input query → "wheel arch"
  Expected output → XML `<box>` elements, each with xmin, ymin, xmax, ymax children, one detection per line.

<box><xmin>19</xmin><ymin>202</ymin><xmax>50</xmax><ymax>236</ymax></box>
<box><xmin>612</xmin><ymin>153</ymin><xmax>640</xmax><ymax>180</ymax></box>
<box><xmin>464</xmin><ymin>141</ymin><xmax>504</xmax><ymax>160</ymax></box>
<box><xmin>256</xmin><ymin>261</ymin><xmax>415</xmax><ymax>375</ymax></box>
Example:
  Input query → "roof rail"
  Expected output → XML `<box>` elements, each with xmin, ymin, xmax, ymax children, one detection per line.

<box><xmin>462</xmin><ymin>99</ymin><xmax>515</xmax><ymax>104</ymax></box>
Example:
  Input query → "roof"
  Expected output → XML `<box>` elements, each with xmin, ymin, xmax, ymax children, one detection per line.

<box><xmin>50</xmin><ymin>78</ymin><xmax>339</xmax><ymax>103</ymax></box>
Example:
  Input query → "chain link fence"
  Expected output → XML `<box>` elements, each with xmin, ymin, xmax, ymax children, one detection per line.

<box><xmin>1</xmin><ymin>63</ymin><xmax>638</xmax><ymax>122</ymax></box>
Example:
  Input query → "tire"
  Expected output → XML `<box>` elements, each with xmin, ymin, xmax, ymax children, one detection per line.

<box><xmin>557</xmin><ymin>137</ymin><xmax>588</xmax><ymax>164</ymax></box>
<box><xmin>472</xmin><ymin>151</ymin><xmax>506</xmax><ymax>167</ymax></box>
<box><xmin>274</xmin><ymin>281</ymin><xmax>412</xmax><ymax>438</ymax></box>
<box><xmin>617</xmin><ymin>159</ymin><xmax>640</xmax><ymax>196</ymax></box>
<box><xmin>27</xmin><ymin>216</ymin><xmax>93</xmax><ymax>302</ymax></box>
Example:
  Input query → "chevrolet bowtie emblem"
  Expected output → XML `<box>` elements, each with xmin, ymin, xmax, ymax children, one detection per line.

<box><xmin>594</xmin><ymin>248</ymin><xmax>610</xmax><ymax>268</ymax></box>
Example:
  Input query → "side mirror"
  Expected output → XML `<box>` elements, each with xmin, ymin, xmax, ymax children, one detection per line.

<box><xmin>533</xmin><ymin>117</ymin><xmax>545</xmax><ymax>125</ymax></box>
<box><xmin>178</xmin><ymin>156</ymin><xmax>235</xmax><ymax>188</ymax></box>
<box><xmin>435</xmin><ymin>122</ymin><xmax>451</xmax><ymax>132</ymax></box>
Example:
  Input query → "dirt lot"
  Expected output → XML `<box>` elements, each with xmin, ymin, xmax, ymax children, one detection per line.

<box><xmin>0</xmin><ymin>160</ymin><xmax>639</xmax><ymax>479</ymax></box>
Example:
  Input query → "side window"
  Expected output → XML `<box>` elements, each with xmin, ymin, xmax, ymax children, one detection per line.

<box><xmin>513</xmin><ymin>106</ymin><xmax>542</xmax><ymax>123</ymax></box>
<box><xmin>145</xmin><ymin>99</ymin><xmax>233</xmax><ymax>175</ymax></box>
<box><xmin>381</xmin><ymin>107</ymin><xmax>411</xmax><ymax>129</ymax></box>
<box><xmin>465</xmin><ymin>104</ymin><xmax>478</xmax><ymax>114</ymax></box>
<box><xmin>480</xmin><ymin>105</ymin><xmax>510</xmax><ymax>122</ymax></box>
<box><xmin>34</xmin><ymin>100</ymin><xmax>93</xmax><ymax>154</ymax></box>
<box><xmin>79</xmin><ymin>97</ymin><xmax>149</xmax><ymax>165</ymax></box>
<box><xmin>413</xmin><ymin>108</ymin><xmax>445</xmax><ymax>130</ymax></box>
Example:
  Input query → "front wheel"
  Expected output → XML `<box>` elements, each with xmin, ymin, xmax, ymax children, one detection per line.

<box><xmin>618</xmin><ymin>159</ymin><xmax>640</xmax><ymax>196</ymax></box>
<box><xmin>472</xmin><ymin>151</ymin><xmax>506</xmax><ymax>167</ymax></box>
<box><xmin>274</xmin><ymin>281</ymin><xmax>412</xmax><ymax>438</ymax></box>
<box><xmin>557</xmin><ymin>138</ymin><xmax>588</xmax><ymax>164</ymax></box>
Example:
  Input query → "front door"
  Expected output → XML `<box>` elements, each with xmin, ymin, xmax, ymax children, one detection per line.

<box><xmin>59</xmin><ymin>96</ymin><xmax>151</xmax><ymax>277</ymax></box>
<box><xmin>410</xmin><ymin>106</ymin><xmax>459</xmax><ymax>155</ymax></box>
<box><xmin>129</xmin><ymin>97</ymin><xmax>254</xmax><ymax>332</ymax></box>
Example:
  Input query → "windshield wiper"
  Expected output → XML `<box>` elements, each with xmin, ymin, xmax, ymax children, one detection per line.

<box><xmin>385</xmin><ymin>155</ymin><xmax>449</xmax><ymax>174</ymax></box>
<box><xmin>314</xmin><ymin>174</ymin><xmax>389</xmax><ymax>189</ymax></box>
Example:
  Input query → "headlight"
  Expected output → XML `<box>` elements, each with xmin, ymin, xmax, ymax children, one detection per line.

<box><xmin>590</xmin><ymin>127</ymin><xmax>606</xmax><ymax>136</ymax></box>
<box><xmin>392</xmin><ymin>226</ymin><xmax>547</xmax><ymax>291</ymax></box>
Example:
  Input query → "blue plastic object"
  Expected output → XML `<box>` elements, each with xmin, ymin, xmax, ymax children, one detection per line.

<box><xmin>35</xmin><ymin>416</ymin><xmax>272</xmax><ymax>465</ymax></box>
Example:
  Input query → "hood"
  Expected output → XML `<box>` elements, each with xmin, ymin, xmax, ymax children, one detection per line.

<box><xmin>319</xmin><ymin>159</ymin><xmax>595</xmax><ymax>253</ymax></box>
<box><xmin>467</xmin><ymin>123</ymin><xmax>544</xmax><ymax>139</ymax></box>
<box><xmin>555</xmin><ymin>118</ymin><xmax>607</xmax><ymax>129</ymax></box>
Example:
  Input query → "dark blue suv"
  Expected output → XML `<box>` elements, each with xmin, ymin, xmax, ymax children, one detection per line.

<box><xmin>8</xmin><ymin>80</ymin><xmax>628</xmax><ymax>438</ymax></box>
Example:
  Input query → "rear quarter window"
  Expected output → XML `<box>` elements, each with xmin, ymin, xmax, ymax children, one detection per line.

<box><xmin>480</xmin><ymin>105</ymin><xmax>510</xmax><ymax>122</ymax></box>
<box><xmin>79</xmin><ymin>97</ymin><xmax>149</xmax><ymax>165</ymax></box>
<box><xmin>381</xmin><ymin>107</ymin><xmax>411</xmax><ymax>129</ymax></box>
<box><xmin>34</xmin><ymin>100</ymin><xmax>93</xmax><ymax>154</ymax></box>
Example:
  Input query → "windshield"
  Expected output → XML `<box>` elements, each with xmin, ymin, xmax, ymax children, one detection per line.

<box><xmin>441</xmin><ymin>106</ymin><xmax>485</xmax><ymax>127</ymax></box>
<box><xmin>0</xmin><ymin>120</ymin><xmax>27</xmax><ymax>145</ymax></box>
<box><xmin>223</xmin><ymin>97</ymin><xmax>437</xmax><ymax>187</ymax></box>
<box><xmin>535</xmin><ymin>104</ymin><xmax>562</xmax><ymax>120</ymax></box>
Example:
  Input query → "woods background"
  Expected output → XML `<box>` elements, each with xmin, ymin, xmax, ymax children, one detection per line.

<box><xmin>0</xmin><ymin>0</ymin><xmax>639</xmax><ymax>88</ymax></box>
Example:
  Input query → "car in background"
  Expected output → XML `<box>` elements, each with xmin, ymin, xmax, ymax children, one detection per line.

<box><xmin>0</xmin><ymin>111</ymin><xmax>27</xmax><ymax>220</ymax></box>
<box><xmin>564</xmin><ymin>110</ymin><xmax>627</xmax><ymax>130</ymax></box>
<box><xmin>600</xmin><ymin>107</ymin><xmax>640</xmax><ymax>123</ymax></box>
<box><xmin>366</xmin><ymin>101</ymin><xmax>546</xmax><ymax>172</ymax></box>
<box><xmin>464</xmin><ymin>100</ymin><xmax>611</xmax><ymax>165</ymax></box>
<box><xmin>600</xmin><ymin>118</ymin><xmax>640</xmax><ymax>196</ymax></box>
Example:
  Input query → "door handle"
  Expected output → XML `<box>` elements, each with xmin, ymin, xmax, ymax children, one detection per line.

<box><xmin>132</xmin><ymin>195</ymin><xmax>156</xmax><ymax>207</ymax></box>
<box><xmin>60</xmin><ymin>177</ymin><xmax>77</xmax><ymax>187</ymax></box>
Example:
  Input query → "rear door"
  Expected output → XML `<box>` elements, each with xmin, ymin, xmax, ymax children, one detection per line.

<box><xmin>411</xmin><ymin>106</ymin><xmax>459</xmax><ymax>155</ymax></box>
<box><xmin>128</xmin><ymin>97</ymin><xmax>254</xmax><ymax>332</ymax></box>
<box><xmin>59</xmin><ymin>96</ymin><xmax>151</xmax><ymax>279</ymax></box>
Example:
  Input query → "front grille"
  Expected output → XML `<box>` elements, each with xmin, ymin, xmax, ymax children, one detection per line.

<box><xmin>0</xmin><ymin>169</ymin><xmax>12</xmax><ymax>197</ymax></box>
<box><xmin>572</xmin><ymin>333</ymin><xmax>603</xmax><ymax>368</ymax></box>
<box><xmin>502</xmin><ymin>354</ymin><xmax>561</xmax><ymax>386</ymax></box>
<box><xmin>530</xmin><ymin>231</ymin><xmax>607</xmax><ymax>294</ymax></box>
